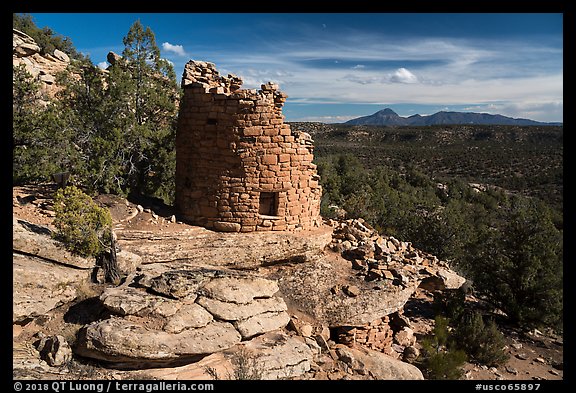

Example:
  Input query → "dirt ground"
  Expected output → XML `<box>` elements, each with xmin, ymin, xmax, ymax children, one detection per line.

<box><xmin>12</xmin><ymin>184</ymin><xmax>563</xmax><ymax>381</ymax></box>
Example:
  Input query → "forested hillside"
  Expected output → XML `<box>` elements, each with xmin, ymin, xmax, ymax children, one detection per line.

<box><xmin>287</xmin><ymin>122</ymin><xmax>563</xmax><ymax>331</ymax></box>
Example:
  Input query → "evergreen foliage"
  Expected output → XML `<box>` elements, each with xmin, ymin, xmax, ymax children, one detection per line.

<box><xmin>52</xmin><ymin>186</ymin><xmax>112</xmax><ymax>258</ymax></box>
<box><xmin>13</xmin><ymin>64</ymin><xmax>82</xmax><ymax>184</ymax></box>
<box><xmin>419</xmin><ymin>316</ymin><xmax>467</xmax><ymax>380</ymax></box>
<box><xmin>452</xmin><ymin>311</ymin><xmax>510</xmax><ymax>367</ymax></box>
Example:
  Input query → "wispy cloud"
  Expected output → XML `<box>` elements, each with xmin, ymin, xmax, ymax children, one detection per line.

<box><xmin>176</xmin><ymin>29</ymin><xmax>562</xmax><ymax>122</ymax></box>
<box><xmin>162</xmin><ymin>42</ymin><xmax>187</xmax><ymax>57</ymax></box>
<box><xmin>291</xmin><ymin>115</ymin><xmax>359</xmax><ymax>123</ymax></box>
<box><xmin>97</xmin><ymin>61</ymin><xmax>108</xmax><ymax>70</ymax></box>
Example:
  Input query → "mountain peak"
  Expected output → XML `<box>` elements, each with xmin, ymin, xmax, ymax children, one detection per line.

<box><xmin>344</xmin><ymin>108</ymin><xmax>560</xmax><ymax>126</ymax></box>
<box><xmin>376</xmin><ymin>108</ymin><xmax>399</xmax><ymax>116</ymax></box>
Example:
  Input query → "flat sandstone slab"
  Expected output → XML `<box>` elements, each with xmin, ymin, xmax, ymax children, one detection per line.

<box><xmin>115</xmin><ymin>224</ymin><xmax>333</xmax><ymax>268</ymax></box>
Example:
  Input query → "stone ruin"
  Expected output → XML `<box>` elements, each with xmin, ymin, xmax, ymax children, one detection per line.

<box><xmin>175</xmin><ymin>60</ymin><xmax>322</xmax><ymax>232</ymax></box>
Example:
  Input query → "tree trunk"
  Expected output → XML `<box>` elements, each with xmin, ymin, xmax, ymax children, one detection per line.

<box><xmin>99</xmin><ymin>231</ymin><xmax>121</xmax><ymax>285</ymax></box>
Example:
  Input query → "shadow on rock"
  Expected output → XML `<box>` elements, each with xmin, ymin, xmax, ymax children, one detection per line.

<box><xmin>64</xmin><ymin>297</ymin><xmax>111</xmax><ymax>325</ymax></box>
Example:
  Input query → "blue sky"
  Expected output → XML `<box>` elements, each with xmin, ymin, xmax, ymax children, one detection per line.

<box><xmin>26</xmin><ymin>13</ymin><xmax>563</xmax><ymax>123</ymax></box>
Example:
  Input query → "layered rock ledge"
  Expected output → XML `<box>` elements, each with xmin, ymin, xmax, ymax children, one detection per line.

<box><xmin>74</xmin><ymin>268</ymin><xmax>291</xmax><ymax>368</ymax></box>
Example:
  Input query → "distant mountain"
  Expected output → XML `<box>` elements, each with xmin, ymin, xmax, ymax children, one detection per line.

<box><xmin>344</xmin><ymin>108</ymin><xmax>562</xmax><ymax>126</ymax></box>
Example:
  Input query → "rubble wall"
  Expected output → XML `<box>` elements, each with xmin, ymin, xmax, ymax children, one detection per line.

<box><xmin>175</xmin><ymin>60</ymin><xmax>322</xmax><ymax>232</ymax></box>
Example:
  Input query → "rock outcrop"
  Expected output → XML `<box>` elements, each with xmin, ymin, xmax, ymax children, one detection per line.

<box><xmin>274</xmin><ymin>219</ymin><xmax>465</xmax><ymax>328</ymax></box>
<box><xmin>13</xmin><ymin>253</ymin><xmax>89</xmax><ymax>324</ymax></box>
<box><xmin>133</xmin><ymin>331</ymin><xmax>313</xmax><ymax>380</ymax></box>
<box><xmin>13</xmin><ymin>218</ymin><xmax>93</xmax><ymax>323</ymax></box>
<box><xmin>115</xmin><ymin>224</ymin><xmax>333</xmax><ymax>269</ymax></box>
<box><xmin>13</xmin><ymin>217</ymin><xmax>93</xmax><ymax>269</ymax></box>
<box><xmin>74</xmin><ymin>268</ymin><xmax>292</xmax><ymax>368</ymax></box>
<box><xmin>13</xmin><ymin>28</ymin><xmax>71</xmax><ymax>97</ymax></box>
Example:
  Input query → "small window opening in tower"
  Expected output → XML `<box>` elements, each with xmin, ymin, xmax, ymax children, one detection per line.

<box><xmin>259</xmin><ymin>192</ymin><xmax>279</xmax><ymax>216</ymax></box>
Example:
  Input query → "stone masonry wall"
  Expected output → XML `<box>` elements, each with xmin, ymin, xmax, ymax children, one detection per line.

<box><xmin>175</xmin><ymin>60</ymin><xmax>322</xmax><ymax>232</ymax></box>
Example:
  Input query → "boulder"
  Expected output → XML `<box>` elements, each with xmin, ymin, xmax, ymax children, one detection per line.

<box><xmin>142</xmin><ymin>268</ymin><xmax>225</xmax><ymax>300</ymax></box>
<box><xmin>335</xmin><ymin>345</ymin><xmax>424</xmax><ymax>380</ymax></box>
<box><xmin>115</xmin><ymin>249</ymin><xmax>142</xmax><ymax>274</ymax></box>
<box><xmin>107</xmin><ymin>51</ymin><xmax>121</xmax><ymax>65</ymax></box>
<box><xmin>100</xmin><ymin>286</ymin><xmax>180</xmax><ymax>317</ymax></box>
<box><xmin>163</xmin><ymin>303</ymin><xmax>214</xmax><ymax>333</ymax></box>
<box><xmin>35</xmin><ymin>335</ymin><xmax>72</xmax><ymax>367</ymax></box>
<box><xmin>53</xmin><ymin>49</ymin><xmax>69</xmax><ymax>63</ymax></box>
<box><xmin>418</xmin><ymin>268</ymin><xmax>466</xmax><ymax>291</ymax></box>
<box><xmin>276</xmin><ymin>257</ymin><xmax>419</xmax><ymax>327</ymax></box>
<box><xmin>240</xmin><ymin>331</ymin><xmax>313</xmax><ymax>379</ymax></box>
<box><xmin>233</xmin><ymin>311</ymin><xmax>291</xmax><ymax>339</ymax></box>
<box><xmin>14</xmin><ymin>42</ymin><xmax>41</xmax><ymax>57</ymax></box>
<box><xmin>196</xmin><ymin>296</ymin><xmax>287</xmax><ymax>321</ymax></box>
<box><xmin>75</xmin><ymin>317</ymin><xmax>242</xmax><ymax>368</ymax></box>
<box><xmin>201</xmin><ymin>276</ymin><xmax>279</xmax><ymax>304</ymax></box>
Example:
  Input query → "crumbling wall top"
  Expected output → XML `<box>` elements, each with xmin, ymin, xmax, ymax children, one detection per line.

<box><xmin>181</xmin><ymin>60</ymin><xmax>287</xmax><ymax>105</ymax></box>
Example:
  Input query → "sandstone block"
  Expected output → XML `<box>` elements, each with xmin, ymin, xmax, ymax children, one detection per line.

<box><xmin>233</xmin><ymin>311</ymin><xmax>291</xmax><ymax>339</ymax></box>
<box><xmin>214</xmin><ymin>221</ymin><xmax>241</xmax><ymax>232</ymax></box>
<box><xmin>196</xmin><ymin>296</ymin><xmax>287</xmax><ymax>321</ymax></box>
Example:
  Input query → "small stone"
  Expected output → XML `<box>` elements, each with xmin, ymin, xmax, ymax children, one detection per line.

<box><xmin>35</xmin><ymin>335</ymin><xmax>72</xmax><ymax>367</ymax></box>
<box><xmin>516</xmin><ymin>353</ymin><xmax>529</xmax><ymax>360</ymax></box>
<box><xmin>136</xmin><ymin>205</ymin><xmax>144</xmax><ymax>212</ymax></box>
<box><xmin>505</xmin><ymin>365</ymin><xmax>518</xmax><ymax>375</ymax></box>
<box><xmin>343</xmin><ymin>285</ymin><xmax>360</xmax><ymax>297</ymax></box>
<box><xmin>304</xmin><ymin>337</ymin><xmax>321</xmax><ymax>354</ymax></box>
<box><xmin>402</xmin><ymin>346</ymin><xmax>420</xmax><ymax>363</ymax></box>
<box><xmin>300</xmin><ymin>324</ymin><xmax>314</xmax><ymax>337</ymax></box>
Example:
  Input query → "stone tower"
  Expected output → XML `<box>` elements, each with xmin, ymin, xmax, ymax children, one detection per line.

<box><xmin>175</xmin><ymin>60</ymin><xmax>322</xmax><ymax>232</ymax></box>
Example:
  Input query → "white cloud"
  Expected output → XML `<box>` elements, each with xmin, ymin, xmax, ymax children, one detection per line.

<box><xmin>97</xmin><ymin>61</ymin><xmax>108</xmax><ymax>70</ymax></box>
<box><xmin>341</xmin><ymin>67</ymin><xmax>418</xmax><ymax>85</ymax></box>
<box><xmin>390</xmin><ymin>68</ymin><xmax>418</xmax><ymax>84</ymax></box>
<box><xmin>162</xmin><ymin>42</ymin><xmax>187</xmax><ymax>57</ymax></box>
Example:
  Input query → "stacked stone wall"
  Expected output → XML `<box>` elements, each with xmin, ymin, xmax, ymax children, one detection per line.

<box><xmin>175</xmin><ymin>60</ymin><xmax>322</xmax><ymax>232</ymax></box>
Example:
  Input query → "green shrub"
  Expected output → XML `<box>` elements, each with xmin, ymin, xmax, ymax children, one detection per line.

<box><xmin>52</xmin><ymin>186</ymin><xmax>112</xmax><ymax>258</ymax></box>
<box><xmin>419</xmin><ymin>316</ymin><xmax>467</xmax><ymax>380</ymax></box>
<box><xmin>433</xmin><ymin>288</ymin><xmax>467</xmax><ymax>321</ymax></box>
<box><xmin>452</xmin><ymin>311</ymin><xmax>509</xmax><ymax>367</ymax></box>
